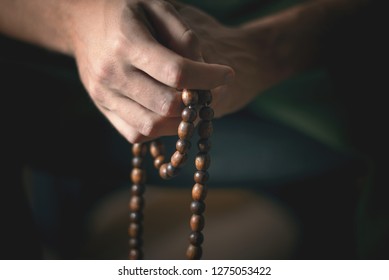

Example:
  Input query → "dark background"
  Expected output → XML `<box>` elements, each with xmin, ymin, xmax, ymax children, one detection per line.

<box><xmin>1</xmin><ymin>0</ymin><xmax>387</xmax><ymax>259</ymax></box>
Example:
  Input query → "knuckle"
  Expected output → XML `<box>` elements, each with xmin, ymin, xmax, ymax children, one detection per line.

<box><xmin>138</xmin><ymin>116</ymin><xmax>164</xmax><ymax>138</ymax></box>
<box><xmin>90</xmin><ymin>87</ymin><xmax>107</xmax><ymax>105</ymax></box>
<box><xmin>128</xmin><ymin>44</ymin><xmax>150</xmax><ymax>68</ymax></box>
<box><xmin>126</xmin><ymin>132</ymin><xmax>145</xmax><ymax>144</ymax></box>
<box><xmin>94</xmin><ymin>61</ymin><xmax>116</xmax><ymax>85</ymax></box>
<box><xmin>165</xmin><ymin>59</ymin><xmax>185</xmax><ymax>88</ymax></box>
<box><xmin>138</xmin><ymin>117</ymin><xmax>156</xmax><ymax>137</ymax></box>
<box><xmin>111</xmin><ymin>37</ymin><xmax>127</xmax><ymax>57</ymax></box>
<box><xmin>181</xmin><ymin>29</ymin><xmax>199</xmax><ymax>49</ymax></box>
<box><xmin>160</xmin><ymin>95</ymin><xmax>174</xmax><ymax>117</ymax></box>
<box><xmin>119</xmin><ymin>124</ymin><xmax>149</xmax><ymax>144</ymax></box>
<box><xmin>159</xmin><ymin>93</ymin><xmax>180</xmax><ymax>117</ymax></box>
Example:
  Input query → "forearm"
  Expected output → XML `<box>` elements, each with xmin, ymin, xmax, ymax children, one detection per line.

<box><xmin>0</xmin><ymin>0</ymin><xmax>90</xmax><ymax>55</ymax></box>
<box><xmin>241</xmin><ymin>0</ymin><xmax>371</xmax><ymax>80</ymax></box>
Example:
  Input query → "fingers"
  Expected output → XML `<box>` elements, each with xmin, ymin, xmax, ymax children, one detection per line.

<box><xmin>77</xmin><ymin>0</ymin><xmax>236</xmax><ymax>143</ymax></box>
<box><xmin>112</xmin><ymin>68</ymin><xmax>184</xmax><ymax>117</ymax></box>
<box><xmin>144</xmin><ymin>1</ymin><xmax>202</xmax><ymax>60</ymax></box>
<box><xmin>101</xmin><ymin>107</ymin><xmax>153</xmax><ymax>144</ymax></box>
<box><xmin>123</xmin><ymin>1</ymin><xmax>234</xmax><ymax>90</ymax></box>
<box><xmin>128</xmin><ymin>40</ymin><xmax>235</xmax><ymax>89</ymax></box>
<box><xmin>97</xmin><ymin>97</ymin><xmax>181</xmax><ymax>143</ymax></box>
<box><xmin>145</xmin><ymin>55</ymin><xmax>234</xmax><ymax>90</ymax></box>
<box><xmin>87</xmin><ymin>67</ymin><xmax>183</xmax><ymax>143</ymax></box>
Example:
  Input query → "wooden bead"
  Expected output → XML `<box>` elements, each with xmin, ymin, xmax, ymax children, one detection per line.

<box><xmin>129</xmin><ymin>196</ymin><xmax>144</xmax><ymax>212</ymax></box>
<box><xmin>150</xmin><ymin>140</ymin><xmax>165</xmax><ymax>158</ymax></box>
<box><xmin>186</xmin><ymin>244</ymin><xmax>202</xmax><ymax>260</ymax></box>
<box><xmin>131</xmin><ymin>168</ymin><xmax>146</xmax><ymax>184</ymax></box>
<box><xmin>195</xmin><ymin>152</ymin><xmax>211</xmax><ymax>171</ymax></box>
<box><xmin>198</xmin><ymin>90</ymin><xmax>212</xmax><ymax>105</ymax></box>
<box><xmin>131</xmin><ymin>184</ymin><xmax>145</xmax><ymax>196</ymax></box>
<box><xmin>192</xmin><ymin>183</ymin><xmax>208</xmax><ymax>201</ymax></box>
<box><xmin>197</xmin><ymin>139</ymin><xmax>211</xmax><ymax>152</ymax></box>
<box><xmin>198</xmin><ymin>120</ymin><xmax>213</xmax><ymax>139</ymax></box>
<box><xmin>132</xmin><ymin>157</ymin><xmax>144</xmax><ymax>168</ymax></box>
<box><xmin>178</xmin><ymin>121</ymin><xmax>194</xmax><ymax>140</ymax></box>
<box><xmin>129</xmin><ymin>249</ymin><xmax>142</xmax><ymax>260</ymax></box>
<box><xmin>129</xmin><ymin>212</ymin><xmax>143</xmax><ymax>223</ymax></box>
<box><xmin>128</xmin><ymin>222</ymin><xmax>142</xmax><ymax>238</ymax></box>
<box><xmin>199</xmin><ymin>106</ymin><xmax>214</xmax><ymax>121</ymax></box>
<box><xmin>170</xmin><ymin>151</ymin><xmax>188</xmax><ymax>168</ymax></box>
<box><xmin>159</xmin><ymin>163</ymin><xmax>170</xmax><ymax>180</ymax></box>
<box><xmin>132</xmin><ymin>143</ymin><xmax>147</xmax><ymax>157</ymax></box>
<box><xmin>190</xmin><ymin>201</ymin><xmax>206</xmax><ymax>214</ymax></box>
<box><xmin>176</xmin><ymin>139</ymin><xmax>191</xmax><ymax>154</ymax></box>
<box><xmin>128</xmin><ymin>89</ymin><xmax>216</xmax><ymax>261</ymax></box>
<box><xmin>154</xmin><ymin>155</ymin><xmax>165</xmax><ymax>169</ymax></box>
<box><xmin>194</xmin><ymin>171</ymin><xmax>209</xmax><ymax>184</ymax></box>
<box><xmin>182</xmin><ymin>89</ymin><xmax>199</xmax><ymax>106</ymax></box>
<box><xmin>189</xmin><ymin>231</ymin><xmax>204</xmax><ymax>246</ymax></box>
<box><xmin>181</xmin><ymin>107</ymin><xmax>197</xmax><ymax>122</ymax></box>
<box><xmin>190</xmin><ymin>214</ymin><xmax>205</xmax><ymax>231</ymax></box>
<box><xmin>129</xmin><ymin>238</ymin><xmax>143</xmax><ymax>249</ymax></box>
<box><xmin>166</xmin><ymin>163</ymin><xmax>179</xmax><ymax>177</ymax></box>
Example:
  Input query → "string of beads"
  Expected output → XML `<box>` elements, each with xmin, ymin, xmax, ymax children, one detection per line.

<box><xmin>129</xmin><ymin>89</ymin><xmax>214</xmax><ymax>260</ymax></box>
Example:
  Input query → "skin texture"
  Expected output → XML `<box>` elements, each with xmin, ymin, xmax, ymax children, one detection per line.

<box><xmin>0</xmin><ymin>0</ymin><xmax>370</xmax><ymax>143</ymax></box>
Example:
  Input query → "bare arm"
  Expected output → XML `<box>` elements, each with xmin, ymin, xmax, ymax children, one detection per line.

<box><xmin>0</xmin><ymin>0</ymin><xmax>234</xmax><ymax>143</ymax></box>
<box><xmin>174</xmin><ymin>0</ymin><xmax>371</xmax><ymax>116</ymax></box>
<box><xmin>241</xmin><ymin>0</ymin><xmax>371</xmax><ymax>82</ymax></box>
<box><xmin>0</xmin><ymin>0</ymin><xmax>74</xmax><ymax>54</ymax></box>
<box><xmin>0</xmin><ymin>0</ymin><xmax>371</xmax><ymax>141</ymax></box>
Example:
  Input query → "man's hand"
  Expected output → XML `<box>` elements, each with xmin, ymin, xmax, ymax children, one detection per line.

<box><xmin>172</xmin><ymin>0</ymin><xmax>369</xmax><ymax>118</ymax></box>
<box><xmin>68</xmin><ymin>0</ymin><xmax>233</xmax><ymax>143</ymax></box>
<box><xmin>0</xmin><ymin>0</ymin><xmax>369</xmax><ymax>143</ymax></box>
<box><xmin>170</xmin><ymin>3</ymin><xmax>319</xmax><ymax>118</ymax></box>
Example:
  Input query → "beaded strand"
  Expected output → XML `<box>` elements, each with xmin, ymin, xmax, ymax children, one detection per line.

<box><xmin>129</xmin><ymin>142</ymin><xmax>147</xmax><ymax>260</ymax></box>
<box><xmin>186</xmin><ymin>90</ymin><xmax>213</xmax><ymax>259</ymax></box>
<box><xmin>129</xmin><ymin>89</ymin><xmax>214</xmax><ymax>260</ymax></box>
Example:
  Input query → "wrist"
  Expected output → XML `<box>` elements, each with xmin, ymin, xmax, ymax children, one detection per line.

<box><xmin>239</xmin><ymin>0</ymin><xmax>367</xmax><ymax>86</ymax></box>
<box><xmin>61</xmin><ymin>0</ymin><xmax>106</xmax><ymax>57</ymax></box>
<box><xmin>239</xmin><ymin>4</ymin><xmax>320</xmax><ymax>88</ymax></box>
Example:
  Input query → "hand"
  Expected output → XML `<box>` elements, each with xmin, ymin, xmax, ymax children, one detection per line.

<box><xmin>67</xmin><ymin>0</ymin><xmax>234</xmax><ymax>143</ymax></box>
<box><xmin>173</xmin><ymin>2</ymin><xmax>326</xmax><ymax>117</ymax></box>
